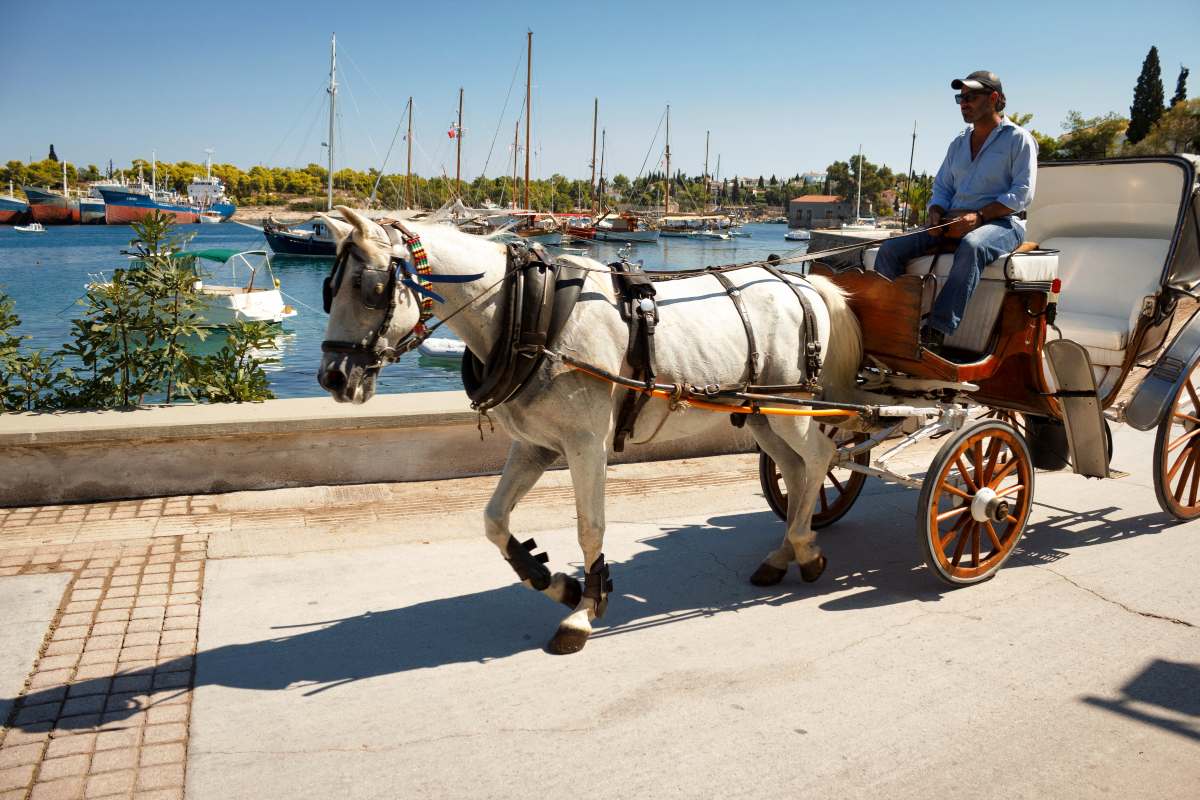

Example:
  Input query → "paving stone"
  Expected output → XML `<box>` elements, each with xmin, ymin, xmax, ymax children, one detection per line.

<box><xmin>36</xmin><ymin>753</ymin><xmax>89</xmax><ymax>781</ymax></box>
<box><xmin>160</xmin><ymin>617</ymin><xmax>194</xmax><ymax>633</ymax></box>
<box><xmin>139</xmin><ymin>575</ymin><xmax>168</xmax><ymax>586</ymax></box>
<box><xmin>93</xmin><ymin>729</ymin><xmax>139</xmax><ymax>752</ymax></box>
<box><xmin>88</xmin><ymin>747</ymin><xmax>136</xmax><ymax>774</ymax></box>
<box><xmin>98</xmin><ymin>598</ymin><xmax>133</xmax><ymax>611</ymax></box>
<box><xmin>123</xmin><ymin>619</ymin><xmax>161</xmax><ymax>635</ymax></box>
<box><xmin>77</xmin><ymin>570</ymin><xmax>107</xmax><ymax>579</ymax></box>
<box><xmin>161</xmin><ymin>604</ymin><xmax>196</xmax><ymax>619</ymax></box>
<box><xmin>115</xmin><ymin>661</ymin><xmax>155</xmax><ymax>675</ymax></box>
<box><xmin>139</xmin><ymin>725</ymin><xmax>184</xmax><ymax>746</ymax></box>
<box><xmin>92</xmin><ymin>610</ymin><xmax>129</xmax><ymax>625</ymax></box>
<box><xmin>26</xmin><ymin>686</ymin><xmax>68</xmax><ymax>704</ymax></box>
<box><xmin>150</xmin><ymin>673</ymin><xmax>188</xmax><ymax>691</ymax></box>
<box><xmin>107</xmin><ymin>575</ymin><xmax>137</xmax><ymax>588</ymax></box>
<box><xmin>141</xmin><ymin>565</ymin><xmax>169</xmax><ymax>576</ymax></box>
<box><xmin>0</xmin><ymin>764</ymin><xmax>35</xmax><ymax>792</ymax></box>
<box><xmin>56</xmin><ymin>614</ymin><xmax>94</xmax><ymax>628</ymax></box>
<box><xmin>1</xmin><ymin>724</ymin><xmax>52</xmax><ymax>747</ymax></box>
<box><xmin>135</xmin><ymin>763</ymin><xmax>183</xmax><ymax>792</ymax></box>
<box><xmin>14</xmin><ymin>702</ymin><xmax>61</xmax><ymax>725</ymax></box>
<box><xmin>0</xmin><ymin>742</ymin><xmax>44</xmax><ymax>769</ymax></box>
<box><xmin>53</xmin><ymin>713</ymin><xmax>101</xmax><ymax>732</ymax></box>
<box><xmin>84</xmin><ymin>769</ymin><xmax>134</xmax><ymax>798</ymax></box>
<box><xmin>36</xmin><ymin>655</ymin><xmax>80</xmax><ymax>672</ymax></box>
<box><xmin>110</xmin><ymin>567</ymin><xmax>139</xmax><ymax>577</ymax></box>
<box><xmin>29</xmin><ymin>776</ymin><xmax>84</xmax><ymax>800</ymax></box>
<box><xmin>157</xmin><ymin>630</ymin><xmax>192</xmax><ymax>646</ymax></box>
<box><xmin>62</xmin><ymin>602</ymin><xmax>96</xmax><ymax>616</ymax></box>
<box><xmin>76</xmin><ymin>651</ymin><xmax>118</xmax><ymax>668</ymax></box>
<box><xmin>68</xmin><ymin>590</ymin><xmax>101</xmax><ymax>602</ymax></box>
<box><xmin>133</xmin><ymin>787</ymin><xmax>183</xmax><ymax>800</ymax></box>
<box><xmin>30</xmin><ymin>670</ymin><xmax>73</xmax><ymax>690</ymax></box>
<box><xmin>129</xmin><ymin>607</ymin><xmax>164</xmax><ymax>621</ymax></box>
<box><xmin>51</xmin><ymin>627</ymin><xmax>90</xmax><ymax>643</ymax></box>
<box><xmin>111</xmin><ymin>676</ymin><xmax>151</xmax><ymax>695</ymax></box>
<box><xmin>71</xmin><ymin>579</ymin><xmax>104</xmax><ymax>591</ymax></box>
<box><xmin>144</xmin><ymin>704</ymin><xmax>187</xmax><ymax>727</ymax></box>
<box><xmin>82</xmin><ymin>636</ymin><xmax>121</xmax><ymax>653</ymax></box>
<box><xmin>103</xmin><ymin>693</ymin><xmax>143</xmax><ymax>714</ymax></box>
<box><xmin>66</xmin><ymin>679</ymin><xmax>110</xmax><ymax>699</ymax></box>
<box><xmin>138</xmin><ymin>742</ymin><xmax>185</xmax><ymax>769</ymax></box>
<box><xmin>153</xmin><ymin>644</ymin><xmax>191</xmax><ymax>661</ymax></box>
<box><xmin>43</xmin><ymin>734</ymin><xmax>95</xmax><ymax>760</ymax></box>
<box><xmin>87</xmin><ymin>622</ymin><xmax>124</xmax><ymax>638</ymax></box>
<box><xmin>165</xmin><ymin>594</ymin><xmax>198</xmax><ymax>606</ymax></box>
<box><xmin>121</xmin><ymin>632</ymin><xmax>159</xmax><ymax>649</ymax></box>
<box><xmin>103</xmin><ymin>586</ymin><xmax>135</xmax><ymax>599</ymax></box>
<box><xmin>45</xmin><ymin>640</ymin><xmax>85</xmax><ymax>658</ymax></box>
<box><xmin>118</xmin><ymin>646</ymin><xmax>158</xmax><ymax>664</ymax></box>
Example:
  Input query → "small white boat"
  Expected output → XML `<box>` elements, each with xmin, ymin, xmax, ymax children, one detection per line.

<box><xmin>729</xmin><ymin>228</ymin><xmax>752</xmax><ymax>238</ymax></box>
<box><xmin>784</xmin><ymin>229</ymin><xmax>812</xmax><ymax>241</ymax></box>
<box><xmin>418</xmin><ymin>338</ymin><xmax>467</xmax><ymax>361</ymax></box>
<box><xmin>178</xmin><ymin>249</ymin><xmax>297</xmax><ymax>327</ymax></box>
<box><xmin>689</xmin><ymin>229</ymin><xmax>731</xmax><ymax>241</ymax></box>
<box><xmin>14</xmin><ymin>222</ymin><xmax>45</xmax><ymax>233</ymax></box>
<box><xmin>198</xmin><ymin>211</ymin><xmax>223</xmax><ymax>225</ymax></box>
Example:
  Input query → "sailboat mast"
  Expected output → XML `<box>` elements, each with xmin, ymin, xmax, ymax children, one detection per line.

<box><xmin>405</xmin><ymin>97</ymin><xmax>413</xmax><ymax>209</ymax></box>
<box><xmin>151</xmin><ymin>151</ymin><xmax>156</xmax><ymax>198</ymax></box>
<box><xmin>854</xmin><ymin>143</ymin><xmax>863</xmax><ymax>222</ymax></box>
<box><xmin>62</xmin><ymin>161</ymin><xmax>67</xmax><ymax>197</ymax></box>
<box><xmin>703</xmin><ymin>130</ymin><xmax>710</xmax><ymax>210</ymax></box>
<box><xmin>590</xmin><ymin>98</ymin><xmax>598</xmax><ymax>212</ymax></box>
<box><xmin>902</xmin><ymin>121</ymin><xmax>917</xmax><ymax>231</ymax></box>
<box><xmin>456</xmin><ymin>87</ymin><xmax>464</xmax><ymax>197</ymax></box>
<box><xmin>523</xmin><ymin>30</ymin><xmax>532</xmax><ymax>209</ymax></box>
<box><xmin>663</xmin><ymin>104</ymin><xmax>671</xmax><ymax>214</ymax></box>
<box><xmin>599</xmin><ymin>128</ymin><xmax>606</xmax><ymax>204</ymax></box>
<box><xmin>327</xmin><ymin>33</ymin><xmax>337</xmax><ymax>212</ymax></box>
<box><xmin>512</xmin><ymin>121</ymin><xmax>520</xmax><ymax>210</ymax></box>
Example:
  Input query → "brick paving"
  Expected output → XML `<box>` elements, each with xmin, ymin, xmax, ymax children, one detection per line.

<box><xmin>0</xmin><ymin>534</ymin><xmax>206</xmax><ymax>800</ymax></box>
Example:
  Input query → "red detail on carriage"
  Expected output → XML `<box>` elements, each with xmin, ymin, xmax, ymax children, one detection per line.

<box><xmin>1051</xmin><ymin>279</ymin><xmax>1061</xmax><ymax>294</ymax></box>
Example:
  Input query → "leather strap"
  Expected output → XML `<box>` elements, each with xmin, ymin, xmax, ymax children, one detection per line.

<box><xmin>762</xmin><ymin>264</ymin><xmax>822</xmax><ymax>388</ymax></box>
<box><xmin>708</xmin><ymin>268</ymin><xmax>760</xmax><ymax>388</ymax></box>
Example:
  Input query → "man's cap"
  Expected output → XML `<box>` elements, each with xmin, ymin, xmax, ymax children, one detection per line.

<box><xmin>951</xmin><ymin>70</ymin><xmax>1003</xmax><ymax>94</ymax></box>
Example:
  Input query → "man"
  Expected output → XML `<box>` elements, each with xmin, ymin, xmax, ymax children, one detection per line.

<box><xmin>874</xmin><ymin>70</ymin><xmax>1037</xmax><ymax>348</ymax></box>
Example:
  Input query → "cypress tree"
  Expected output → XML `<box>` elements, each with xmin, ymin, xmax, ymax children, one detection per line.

<box><xmin>1128</xmin><ymin>46</ymin><xmax>1166</xmax><ymax>144</ymax></box>
<box><xmin>48</xmin><ymin>144</ymin><xmax>58</xmax><ymax>162</ymax></box>
<box><xmin>1171</xmin><ymin>65</ymin><xmax>1189</xmax><ymax>107</ymax></box>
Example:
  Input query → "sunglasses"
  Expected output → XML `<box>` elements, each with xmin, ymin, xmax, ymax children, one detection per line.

<box><xmin>955</xmin><ymin>91</ymin><xmax>992</xmax><ymax>105</ymax></box>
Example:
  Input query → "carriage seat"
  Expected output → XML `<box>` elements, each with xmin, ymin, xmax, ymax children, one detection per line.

<box><xmin>1039</xmin><ymin>237</ymin><xmax>1171</xmax><ymax>367</ymax></box>
<box><xmin>862</xmin><ymin>246</ymin><xmax>1059</xmax><ymax>354</ymax></box>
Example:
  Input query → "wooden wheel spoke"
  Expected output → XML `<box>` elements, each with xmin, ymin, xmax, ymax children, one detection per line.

<box><xmin>982</xmin><ymin>437</ymin><xmax>1003</xmax><ymax>483</ymax></box>
<box><xmin>971</xmin><ymin>524</ymin><xmax>980</xmax><ymax>568</ymax></box>
<box><xmin>951</xmin><ymin>522</ymin><xmax>973</xmax><ymax>568</ymax></box>
<box><xmin>1167</xmin><ymin>426</ymin><xmax>1200</xmax><ymax>452</ymax></box>
<box><xmin>1174</xmin><ymin>411</ymin><xmax>1200</xmax><ymax>426</ymax></box>
<box><xmin>954</xmin><ymin>456</ymin><xmax>979</xmax><ymax>493</ymax></box>
<box><xmin>1189</xmin><ymin>453</ymin><xmax>1200</xmax><ymax>508</ymax></box>
<box><xmin>996</xmin><ymin>483</ymin><xmax>1026</xmax><ymax>498</ymax></box>
<box><xmin>1173</xmin><ymin>447</ymin><xmax>1197</xmax><ymax>502</ymax></box>
<box><xmin>1005</xmin><ymin>514</ymin><xmax>1019</xmax><ymax>525</ymax></box>
<box><xmin>938</xmin><ymin>511</ymin><xmax>971</xmax><ymax>551</ymax></box>
<box><xmin>1167</xmin><ymin>443</ymin><xmax>1193</xmax><ymax>482</ymax></box>
<box><xmin>989</xmin><ymin>458</ymin><xmax>1020</xmax><ymax>487</ymax></box>
<box><xmin>984</xmin><ymin>521</ymin><xmax>1004</xmax><ymax>551</ymax></box>
<box><xmin>941</xmin><ymin>482</ymin><xmax>971</xmax><ymax>501</ymax></box>
<box><xmin>937</xmin><ymin>504</ymin><xmax>969</xmax><ymax>523</ymax></box>
<box><xmin>827</xmin><ymin>472</ymin><xmax>846</xmax><ymax>494</ymax></box>
<box><xmin>1185</xmin><ymin>378</ymin><xmax>1200</xmax><ymax>414</ymax></box>
<box><xmin>972</xmin><ymin>441</ymin><xmax>984</xmax><ymax>486</ymax></box>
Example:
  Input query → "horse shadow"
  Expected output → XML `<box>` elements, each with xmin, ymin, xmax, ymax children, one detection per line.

<box><xmin>1</xmin><ymin>477</ymin><xmax>1184</xmax><ymax>731</ymax></box>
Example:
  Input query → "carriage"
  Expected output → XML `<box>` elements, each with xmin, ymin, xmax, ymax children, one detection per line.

<box><xmin>758</xmin><ymin>155</ymin><xmax>1200</xmax><ymax>585</ymax></box>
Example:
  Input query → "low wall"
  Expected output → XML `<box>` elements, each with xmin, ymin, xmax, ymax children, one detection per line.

<box><xmin>0</xmin><ymin>393</ymin><xmax>755</xmax><ymax>507</ymax></box>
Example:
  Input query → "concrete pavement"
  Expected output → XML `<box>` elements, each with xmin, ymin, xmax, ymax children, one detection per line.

<box><xmin>1</xmin><ymin>423</ymin><xmax>1198</xmax><ymax>799</ymax></box>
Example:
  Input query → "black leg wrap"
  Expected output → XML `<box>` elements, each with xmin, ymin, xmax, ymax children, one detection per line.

<box><xmin>582</xmin><ymin>554</ymin><xmax>614</xmax><ymax>618</ymax></box>
<box><xmin>503</xmin><ymin>536</ymin><xmax>552</xmax><ymax>591</ymax></box>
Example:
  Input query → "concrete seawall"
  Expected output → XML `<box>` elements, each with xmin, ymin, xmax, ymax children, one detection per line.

<box><xmin>0</xmin><ymin>392</ymin><xmax>755</xmax><ymax>507</ymax></box>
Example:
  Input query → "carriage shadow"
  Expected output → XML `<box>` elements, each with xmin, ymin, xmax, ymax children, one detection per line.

<box><xmin>2</xmin><ymin>485</ymin><xmax>1185</xmax><ymax>731</ymax></box>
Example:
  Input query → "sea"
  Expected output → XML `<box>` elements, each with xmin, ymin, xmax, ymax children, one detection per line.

<box><xmin>0</xmin><ymin>222</ymin><xmax>808</xmax><ymax>399</ymax></box>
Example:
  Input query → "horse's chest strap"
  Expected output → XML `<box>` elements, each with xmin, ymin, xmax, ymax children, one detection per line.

<box><xmin>763</xmin><ymin>264</ymin><xmax>823</xmax><ymax>387</ymax></box>
<box><xmin>709</xmin><ymin>268</ymin><xmax>760</xmax><ymax>388</ymax></box>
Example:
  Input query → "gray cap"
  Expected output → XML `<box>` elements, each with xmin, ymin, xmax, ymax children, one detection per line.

<box><xmin>951</xmin><ymin>70</ymin><xmax>1003</xmax><ymax>94</ymax></box>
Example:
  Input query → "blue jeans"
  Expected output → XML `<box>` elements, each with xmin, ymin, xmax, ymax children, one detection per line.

<box><xmin>873</xmin><ymin>217</ymin><xmax>1024</xmax><ymax>335</ymax></box>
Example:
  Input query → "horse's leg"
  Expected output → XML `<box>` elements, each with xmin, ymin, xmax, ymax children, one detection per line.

<box><xmin>547</xmin><ymin>438</ymin><xmax>609</xmax><ymax>655</ymax></box>
<box><xmin>748</xmin><ymin>416</ymin><xmax>835</xmax><ymax>584</ymax></box>
<box><xmin>769</xmin><ymin>416</ymin><xmax>837</xmax><ymax>582</ymax></box>
<box><xmin>486</xmin><ymin>441</ymin><xmax>582</xmax><ymax>609</ymax></box>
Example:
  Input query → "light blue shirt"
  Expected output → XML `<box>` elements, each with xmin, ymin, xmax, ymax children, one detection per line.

<box><xmin>929</xmin><ymin>118</ymin><xmax>1037</xmax><ymax>229</ymax></box>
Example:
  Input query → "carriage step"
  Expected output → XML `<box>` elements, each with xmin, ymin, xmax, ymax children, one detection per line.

<box><xmin>1044</xmin><ymin>339</ymin><xmax>1110</xmax><ymax>478</ymax></box>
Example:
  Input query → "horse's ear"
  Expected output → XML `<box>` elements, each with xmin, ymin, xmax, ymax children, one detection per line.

<box><xmin>319</xmin><ymin>214</ymin><xmax>353</xmax><ymax>244</ymax></box>
<box><xmin>335</xmin><ymin>205</ymin><xmax>387</xmax><ymax>246</ymax></box>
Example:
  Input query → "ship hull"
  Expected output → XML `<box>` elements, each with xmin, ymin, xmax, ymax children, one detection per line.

<box><xmin>264</xmin><ymin>228</ymin><xmax>337</xmax><ymax>257</ymax></box>
<box><xmin>23</xmin><ymin>187</ymin><xmax>80</xmax><ymax>224</ymax></box>
<box><xmin>209</xmin><ymin>201</ymin><xmax>236</xmax><ymax>221</ymax></box>
<box><xmin>99</xmin><ymin>188</ymin><xmax>199</xmax><ymax>225</ymax></box>
<box><xmin>0</xmin><ymin>197</ymin><xmax>29</xmax><ymax>225</ymax></box>
<box><xmin>594</xmin><ymin>229</ymin><xmax>659</xmax><ymax>243</ymax></box>
<box><xmin>80</xmin><ymin>200</ymin><xmax>106</xmax><ymax>225</ymax></box>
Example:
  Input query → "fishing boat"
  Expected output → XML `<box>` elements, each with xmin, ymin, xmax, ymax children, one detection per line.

<box><xmin>509</xmin><ymin>211</ymin><xmax>562</xmax><ymax>245</ymax></box>
<box><xmin>187</xmin><ymin>152</ymin><xmax>236</xmax><ymax>220</ymax></box>
<box><xmin>689</xmin><ymin>228</ymin><xmax>731</xmax><ymax>241</ymax></box>
<box><xmin>557</xmin><ymin>213</ymin><xmax>595</xmax><ymax>240</ymax></box>
<box><xmin>729</xmin><ymin>227</ymin><xmax>751</xmax><ymax>238</ymax></box>
<box><xmin>100</xmin><ymin>187</ymin><xmax>199</xmax><ymax>224</ymax></box>
<box><xmin>263</xmin><ymin>216</ymin><xmax>339</xmax><ymax>257</ymax></box>
<box><xmin>417</xmin><ymin>338</ymin><xmax>467</xmax><ymax>362</ymax></box>
<box><xmin>0</xmin><ymin>183</ymin><xmax>29</xmax><ymax>224</ymax></box>
<box><xmin>784</xmin><ymin>228</ymin><xmax>812</xmax><ymax>241</ymax></box>
<box><xmin>14</xmin><ymin>222</ymin><xmax>45</xmax><ymax>233</ymax></box>
<box><xmin>198</xmin><ymin>211</ymin><xmax>223</xmax><ymax>224</ymax></box>
<box><xmin>594</xmin><ymin>213</ymin><xmax>659</xmax><ymax>243</ymax></box>
<box><xmin>660</xmin><ymin>214</ymin><xmax>730</xmax><ymax>237</ymax></box>
<box><xmin>175</xmin><ymin>249</ymin><xmax>296</xmax><ymax>327</ymax></box>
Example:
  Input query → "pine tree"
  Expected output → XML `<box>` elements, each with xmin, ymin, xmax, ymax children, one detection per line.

<box><xmin>1128</xmin><ymin>46</ymin><xmax>1166</xmax><ymax>144</ymax></box>
<box><xmin>1172</xmin><ymin>66</ymin><xmax>1189</xmax><ymax>107</ymax></box>
<box><xmin>48</xmin><ymin>144</ymin><xmax>58</xmax><ymax>162</ymax></box>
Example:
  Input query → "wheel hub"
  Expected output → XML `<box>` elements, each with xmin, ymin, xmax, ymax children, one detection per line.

<box><xmin>969</xmin><ymin>487</ymin><xmax>1010</xmax><ymax>523</ymax></box>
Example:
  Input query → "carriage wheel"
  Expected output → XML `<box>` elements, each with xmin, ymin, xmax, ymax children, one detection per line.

<box><xmin>758</xmin><ymin>425</ymin><xmax>870</xmax><ymax>529</ymax></box>
<box><xmin>1153</xmin><ymin>366</ymin><xmax>1200</xmax><ymax>519</ymax></box>
<box><xmin>918</xmin><ymin>420</ymin><xmax>1034</xmax><ymax>585</ymax></box>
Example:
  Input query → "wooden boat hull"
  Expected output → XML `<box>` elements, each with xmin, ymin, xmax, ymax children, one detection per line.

<box><xmin>594</xmin><ymin>229</ymin><xmax>659</xmax><ymax>243</ymax></box>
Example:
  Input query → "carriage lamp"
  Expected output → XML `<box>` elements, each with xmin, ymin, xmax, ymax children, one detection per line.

<box><xmin>1047</xmin><ymin>278</ymin><xmax>1062</xmax><ymax>325</ymax></box>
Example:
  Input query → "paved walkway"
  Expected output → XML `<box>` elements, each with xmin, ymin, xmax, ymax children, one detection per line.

<box><xmin>1</xmin><ymin>425</ymin><xmax>1197</xmax><ymax>799</ymax></box>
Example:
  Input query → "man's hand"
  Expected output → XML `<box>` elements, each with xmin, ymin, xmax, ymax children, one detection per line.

<box><xmin>945</xmin><ymin>211</ymin><xmax>981</xmax><ymax>239</ymax></box>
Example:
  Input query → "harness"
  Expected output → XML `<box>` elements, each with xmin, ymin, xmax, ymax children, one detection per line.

<box><xmin>610</xmin><ymin>260</ymin><xmax>660</xmax><ymax>451</ymax></box>
<box><xmin>461</xmin><ymin>242</ymin><xmax>585</xmax><ymax>412</ymax></box>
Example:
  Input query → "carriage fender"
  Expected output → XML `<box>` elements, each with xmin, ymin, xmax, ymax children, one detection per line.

<box><xmin>1126</xmin><ymin>306</ymin><xmax>1200</xmax><ymax>431</ymax></box>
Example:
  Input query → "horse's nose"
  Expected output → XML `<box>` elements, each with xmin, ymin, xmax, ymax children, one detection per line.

<box><xmin>319</xmin><ymin>364</ymin><xmax>347</xmax><ymax>394</ymax></box>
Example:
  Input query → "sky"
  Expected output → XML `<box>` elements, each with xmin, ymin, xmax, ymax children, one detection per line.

<box><xmin>1</xmin><ymin>0</ymin><xmax>1197</xmax><ymax>184</ymax></box>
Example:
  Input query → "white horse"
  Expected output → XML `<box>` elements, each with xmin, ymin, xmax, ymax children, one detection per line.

<box><xmin>318</xmin><ymin>207</ymin><xmax>863</xmax><ymax>654</ymax></box>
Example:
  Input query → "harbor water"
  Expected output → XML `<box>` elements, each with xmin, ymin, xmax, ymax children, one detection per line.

<box><xmin>0</xmin><ymin>222</ymin><xmax>807</xmax><ymax>399</ymax></box>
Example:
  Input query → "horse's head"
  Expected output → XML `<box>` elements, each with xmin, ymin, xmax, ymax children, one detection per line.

<box><xmin>317</xmin><ymin>206</ymin><xmax>425</xmax><ymax>404</ymax></box>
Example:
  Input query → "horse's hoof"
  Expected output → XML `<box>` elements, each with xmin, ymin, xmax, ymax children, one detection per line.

<box><xmin>547</xmin><ymin>624</ymin><xmax>590</xmax><ymax>655</ymax></box>
<box><xmin>798</xmin><ymin>554</ymin><xmax>827</xmax><ymax>583</ymax></box>
<box><xmin>750</xmin><ymin>562</ymin><xmax>788</xmax><ymax>586</ymax></box>
<box><xmin>559</xmin><ymin>576</ymin><xmax>583</xmax><ymax>609</ymax></box>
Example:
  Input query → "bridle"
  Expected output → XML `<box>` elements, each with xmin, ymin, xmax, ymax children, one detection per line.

<box><xmin>320</xmin><ymin>220</ymin><xmax>483</xmax><ymax>371</ymax></box>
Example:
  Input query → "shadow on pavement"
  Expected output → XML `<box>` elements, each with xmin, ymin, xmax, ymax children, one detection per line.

<box><xmin>1082</xmin><ymin>659</ymin><xmax>1200</xmax><ymax>742</ymax></box>
<box><xmin>1</xmin><ymin>487</ymin><xmax>1186</xmax><ymax>732</ymax></box>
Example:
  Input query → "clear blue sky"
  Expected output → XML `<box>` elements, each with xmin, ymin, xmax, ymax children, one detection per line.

<box><xmin>2</xmin><ymin>0</ymin><xmax>1196</xmax><ymax>182</ymax></box>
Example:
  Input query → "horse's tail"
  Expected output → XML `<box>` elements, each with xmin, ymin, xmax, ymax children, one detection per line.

<box><xmin>806</xmin><ymin>274</ymin><xmax>862</xmax><ymax>402</ymax></box>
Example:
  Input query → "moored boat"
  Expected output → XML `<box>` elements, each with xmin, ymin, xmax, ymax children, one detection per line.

<box><xmin>557</xmin><ymin>213</ymin><xmax>595</xmax><ymax>239</ymax></box>
<box><xmin>263</xmin><ymin>216</ymin><xmax>338</xmax><ymax>257</ymax></box>
<box><xmin>0</xmin><ymin>188</ymin><xmax>29</xmax><ymax>225</ymax></box>
<box><xmin>14</xmin><ymin>222</ymin><xmax>46</xmax><ymax>233</ymax></box>
<box><xmin>23</xmin><ymin>186</ymin><xmax>80</xmax><ymax>225</ymax></box>
<box><xmin>99</xmin><ymin>187</ymin><xmax>200</xmax><ymax>225</ymax></box>
<box><xmin>594</xmin><ymin>213</ymin><xmax>659</xmax><ymax>243</ymax></box>
<box><xmin>784</xmin><ymin>228</ymin><xmax>812</xmax><ymax>241</ymax></box>
<box><xmin>79</xmin><ymin>195</ymin><xmax>106</xmax><ymax>225</ymax></box>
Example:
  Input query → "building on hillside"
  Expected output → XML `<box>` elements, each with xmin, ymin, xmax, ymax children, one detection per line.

<box><xmin>801</xmin><ymin>171</ymin><xmax>827</xmax><ymax>186</ymax></box>
<box><xmin>788</xmin><ymin>195</ymin><xmax>853</xmax><ymax>229</ymax></box>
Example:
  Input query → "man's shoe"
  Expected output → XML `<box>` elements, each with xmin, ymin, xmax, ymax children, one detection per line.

<box><xmin>920</xmin><ymin>327</ymin><xmax>946</xmax><ymax>351</ymax></box>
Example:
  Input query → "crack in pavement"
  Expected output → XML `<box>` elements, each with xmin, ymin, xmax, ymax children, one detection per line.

<box><xmin>1033</xmin><ymin>564</ymin><xmax>1198</xmax><ymax>629</ymax></box>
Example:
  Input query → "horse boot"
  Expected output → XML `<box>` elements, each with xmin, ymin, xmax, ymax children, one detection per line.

<box><xmin>798</xmin><ymin>554</ymin><xmax>828</xmax><ymax>583</ymax></box>
<box><xmin>547</xmin><ymin>555</ymin><xmax>613</xmax><ymax>656</ymax></box>
<box><xmin>503</xmin><ymin>536</ymin><xmax>552</xmax><ymax>590</ymax></box>
<box><xmin>582</xmin><ymin>554</ymin><xmax>614</xmax><ymax>618</ymax></box>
